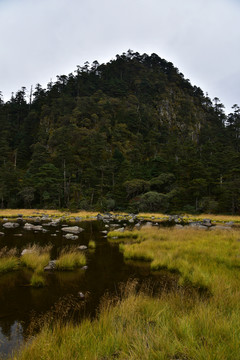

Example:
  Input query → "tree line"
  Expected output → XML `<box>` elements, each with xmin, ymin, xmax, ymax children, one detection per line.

<box><xmin>0</xmin><ymin>50</ymin><xmax>239</xmax><ymax>213</ymax></box>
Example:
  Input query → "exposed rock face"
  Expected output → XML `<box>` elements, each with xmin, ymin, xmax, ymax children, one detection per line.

<box><xmin>3</xmin><ymin>222</ymin><xmax>19</xmax><ymax>228</ymax></box>
<box><xmin>61</xmin><ymin>226</ymin><xmax>84</xmax><ymax>234</ymax></box>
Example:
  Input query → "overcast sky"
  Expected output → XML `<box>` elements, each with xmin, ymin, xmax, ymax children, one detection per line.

<box><xmin>0</xmin><ymin>0</ymin><xmax>239</xmax><ymax>114</ymax></box>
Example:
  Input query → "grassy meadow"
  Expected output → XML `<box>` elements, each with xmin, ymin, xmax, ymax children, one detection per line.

<box><xmin>8</xmin><ymin>224</ymin><xmax>240</xmax><ymax>359</ymax></box>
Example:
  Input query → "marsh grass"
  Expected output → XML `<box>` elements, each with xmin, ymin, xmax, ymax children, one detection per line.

<box><xmin>107</xmin><ymin>230</ymin><xmax>139</xmax><ymax>240</ymax></box>
<box><xmin>0</xmin><ymin>247</ymin><xmax>19</xmax><ymax>274</ymax></box>
<box><xmin>120</xmin><ymin>227</ymin><xmax>240</xmax><ymax>293</ymax></box>
<box><xmin>20</xmin><ymin>245</ymin><xmax>51</xmax><ymax>272</ymax></box>
<box><xmin>30</xmin><ymin>273</ymin><xmax>45</xmax><ymax>287</ymax></box>
<box><xmin>55</xmin><ymin>247</ymin><xmax>86</xmax><ymax>270</ymax></box>
<box><xmin>11</xmin><ymin>279</ymin><xmax>240</xmax><ymax>360</ymax></box>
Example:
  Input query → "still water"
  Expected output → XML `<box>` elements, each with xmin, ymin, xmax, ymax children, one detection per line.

<box><xmin>0</xmin><ymin>219</ymin><xmax>176</xmax><ymax>358</ymax></box>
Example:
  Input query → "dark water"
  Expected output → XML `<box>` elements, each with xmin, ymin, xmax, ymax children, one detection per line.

<box><xmin>0</xmin><ymin>219</ymin><xmax>177</xmax><ymax>358</ymax></box>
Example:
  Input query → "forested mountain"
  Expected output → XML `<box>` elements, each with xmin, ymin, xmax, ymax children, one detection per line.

<box><xmin>0</xmin><ymin>50</ymin><xmax>239</xmax><ymax>213</ymax></box>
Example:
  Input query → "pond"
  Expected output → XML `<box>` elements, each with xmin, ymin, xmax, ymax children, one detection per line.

<box><xmin>0</xmin><ymin>218</ymin><xmax>177</xmax><ymax>358</ymax></box>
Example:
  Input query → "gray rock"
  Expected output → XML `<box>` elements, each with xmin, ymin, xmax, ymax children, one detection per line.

<box><xmin>78</xmin><ymin>245</ymin><xmax>88</xmax><ymax>250</ymax></box>
<box><xmin>175</xmin><ymin>224</ymin><xmax>183</xmax><ymax>229</ymax></box>
<box><xmin>135</xmin><ymin>223</ymin><xmax>141</xmax><ymax>228</ymax></box>
<box><xmin>45</xmin><ymin>221</ymin><xmax>59</xmax><ymax>227</ymax></box>
<box><xmin>62</xmin><ymin>226</ymin><xmax>84</xmax><ymax>234</ymax></box>
<box><xmin>210</xmin><ymin>225</ymin><xmax>232</xmax><ymax>231</ymax></box>
<box><xmin>142</xmin><ymin>222</ymin><xmax>152</xmax><ymax>228</ymax></box>
<box><xmin>129</xmin><ymin>219</ymin><xmax>134</xmax><ymax>223</ymax></box>
<box><xmin>44</xmin><ymin>260</ymin><xmax>56</xmax><ymax>271</ymax></box>
<box><xmin>33</xmin><ymin>217</ymin><xmax>41</xmax><ymax>224</ymax></box>
<box><xmin>21</xmin><ymin>249</ymin><xmax>33</xmax><ymax>256</ymax></box>
<box><xmin>81</xmin><ymin>265</ymin><xmax>88</xmax><ymax>270</ymax></box>
<box><xmin>24</xmin><ymin>223</ymin><xmax>43</xmax><ymax>231</ymax></box>
<box><xmin>202</xmin><ymin>219</ymin><xmax>212</xmax><ymax>227</ymax></box>
<box><xmin>0</xmin><ymin>232</ymin><xmax>4</xmax><ymax>236</ymax></box>
<box><xmin>3</xmin><ymin>218</ymin><xmax>8</xmax><ymax>221</ymax></box>
<box><xmin>3</xmin><ymin>222</ymin><xmax>19</xmax><ymax>228</ymax></box>
<box><xmin>78</xmin><ymin>292</ymin><xmax>85</xmax><ymax>299</ymax></box>
<box><xmin>51</xmin><ymin>234</ymin><xmax>57</xmax><ymax>237</ymax></box>
<box><xmin>63</xmin><ymin>233</ymin><xmax>78</xmax><ymax>240</ymax></box>
<box><xmin>101</xmin><ymin>230</ymin><xmax>108</xmax><ymax>234</ymax></box>
<box><xmin>114</xmin><ymin>227</ymin><xmax>124</xmax><ymax>232</ymax></box>
<box><xmin>225</xmin><ymin>221</ymin><xmax>234</xmax><ymax>226</ymax></box>
<box><xmin>41</xmin><ymin>215</ymin><xmax>49</xmax><ymax>221</ymax></box>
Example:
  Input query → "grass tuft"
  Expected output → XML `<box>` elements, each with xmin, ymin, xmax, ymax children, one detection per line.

<box><xmin>88</xmin><ymin>240</ymin><xmax>96</xmax><ymax>249</ymax></box>
<box><xmin>20</xmin><ymin>245</ymin><xmax>51</xmax><ymax>272</ymax></box>
<box><xmin>0</xmin><ymin>247</ymin><xmax>19</xmax><ymax>274</ymax></box>
<box><xmin>55</xmin><ymin>247</ymin><xmax>87</xmax><ymax>270</ymax></box>
<box><xmin>30</xmin><ymin>273</ymin><xmax>46</xmax><ymax>288</ymax></box>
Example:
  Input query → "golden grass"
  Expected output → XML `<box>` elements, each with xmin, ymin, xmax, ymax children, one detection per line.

<box><xmin>1</xmin><ymin>209</ymin><xmax>240</xmax><ymax>223</ymax></box>
<box><xmin>0</xmin><ymin>247</ymin><xmax>19</xmax><ymax>274</ymax></box>
<box><xmin>55</xmin><ymin>247</ymin><xmax>87</xmax><ymax>270</ymax></box>
<box><xmin>107</xmin><ymin>230</ymin><xmax>139</xmax><ymax>240</ymax></box>
<box><xmin>30</xmin><ymin>273</ymin><xmax>46</xmax><ymax>287</ymax></box>
<box><xmin>8</xmin><ymin>226</ymin><xmax>240</xmax><ymax>359</ymax></box>
<box><xmin>20</xmin><ymin>245</ymin><xmax>51</xmax><ymax>272</ymax></box>
<box><xmin>11</xmin><ymin>279</ymin><xmax>240</xmax><ymax>360</ymax></box>
<box><xmin>120</xmin><ymin>227</ymin><xmax>240</xmax><ymax>293</ymax></box>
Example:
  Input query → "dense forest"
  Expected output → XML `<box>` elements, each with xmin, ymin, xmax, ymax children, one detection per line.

<box><xmin>0</xmin><ymin>50</ymin><xmax>239</xmax><ymax>213</ymax></box>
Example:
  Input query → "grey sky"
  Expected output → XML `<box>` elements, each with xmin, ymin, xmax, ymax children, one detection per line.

<box><xmin>0</xmin><ymin>0</ymin><xmax>239</xmax><ymax>114</ymax></box>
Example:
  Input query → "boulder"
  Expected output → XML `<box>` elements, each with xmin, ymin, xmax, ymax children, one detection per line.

<box><xmin>78</xmin><ymin>245</ymin><xmax>88</xmax><ymax>250</ymax></box>
<box><xmin>24</xmin><ymin>223</ymin><xmax>43</xmax><ymax>231</ymax></box>
<box><xmin>44</xmin><ymin>260</ymin><xmax>56</xmax><ymax>271</ymax></box>
<box><xmin>210</xmin><ymin>225</ymin><xmax>232</xmax><ymax>231</ymax></box>
<box><xmin>62</xmin><ymin>226</ymin><xmax>84</xmax><ymax>234</ymax></box>
<box><xmin>63</xmin><ymin>233</ymin><xmax>78</xmax><ymax>240</ymax></box>
<box><xmin>3</xmin><ymin>222</ymin><xmax>19</xmax><ymax>229</ymax></box>
<box><xmin>21</xmin><ymin>249</ymin><xmax>33</xmax><ymax>256</ymax></box>
<box><xmin>78</xmin><ymin>292</ymin><xmax>85</xmax><ymax>299</ymax></box>
<box><xmin>202</xmin><ymin>218</ymin><xmax>212</xmax><ymax>227</ymax></box>
<box><xmin>114</xmin><ymin>227</ymin><xmax>124</xmax><ymax>233</ymax></box>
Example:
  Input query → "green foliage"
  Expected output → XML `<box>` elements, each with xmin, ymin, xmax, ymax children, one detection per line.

<box><xmin>139</xmin><ymin>191</ymin><xmax>169</xmax><ymax>212</ymax></box>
